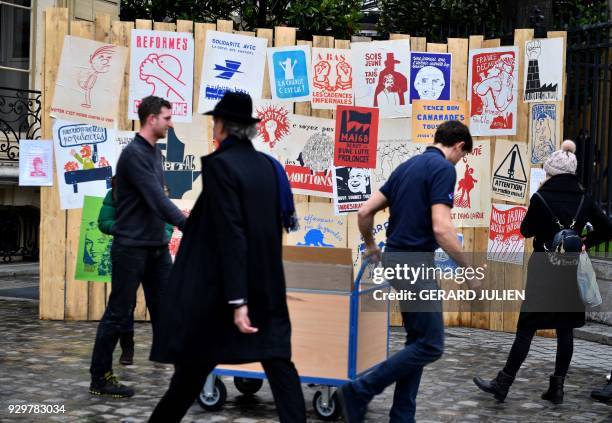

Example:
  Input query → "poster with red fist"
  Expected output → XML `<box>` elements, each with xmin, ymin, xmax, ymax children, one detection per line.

<box><xmin>333</xmin><ymin>105</ymin><xmax>379</xmax><ymax>168</ymax></box>
<box><xmin>467</xmin><ymin>46</ymin><xmax>519</xmax><ymax>136</ymax></box>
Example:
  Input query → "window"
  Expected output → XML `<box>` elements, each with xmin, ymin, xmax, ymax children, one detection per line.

<box><xmin>0</xmin><ymin>0</ymin><xmax>33</xmax><ymax>90</ymax></box>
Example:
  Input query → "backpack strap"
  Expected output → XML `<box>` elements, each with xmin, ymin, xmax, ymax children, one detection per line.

<box><xmin>534</xmin><ymin>192</ymin><xmax>585</xmax><ymax>230</ymax></box>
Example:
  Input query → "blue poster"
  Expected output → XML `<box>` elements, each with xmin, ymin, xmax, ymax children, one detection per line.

<box><xmin>409</xmin><ymin>52</ymin><xmax>452</xmax><ymax>102</ymax></box>
<box><xmin>269</xmin><ymin>46</ymin><xmax>311</xmax><ymax>101</ymax></box>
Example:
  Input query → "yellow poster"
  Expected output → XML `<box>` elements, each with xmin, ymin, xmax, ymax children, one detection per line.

<box><xmin>411</xmin><ymin>100</ymin><xmax>468</xmax><ymax>143</ymax></box>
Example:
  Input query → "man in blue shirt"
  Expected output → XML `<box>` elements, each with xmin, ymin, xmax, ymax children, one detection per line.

<box><xmin>338</xmin><ymin>121</ymin><xmax>473</xmax><ymax>423</ymax></box>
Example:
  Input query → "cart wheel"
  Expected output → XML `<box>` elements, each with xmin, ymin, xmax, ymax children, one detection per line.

<box><xmin>197</xmin><ymin>378</ymin><xmax>227</xmax><ymax>411</ymax></box>
<box><xmin>312</xmin><ymin>390</ymin><xmax>340</xmax><ymax>421</ymax></box>
<box><xmin>234</xmin><ymin>377</ymin><xmax>264</xmax><ymax>395</ymax></box>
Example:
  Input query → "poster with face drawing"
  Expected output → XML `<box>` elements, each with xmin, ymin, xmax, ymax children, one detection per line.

<box><xmin>468</xmin><ymin>46</ymin><xmax>519</xmax><ymax>136</ymax></box>
<box><xmin>168</xmin><ymin>199</ymin><xmax>194</xmax><ymax>261</ymax></box>
<box><xmin>529</xmin><ymin>103</ymin><xmax>560</xmax><ymax>165</ymax></box>
<box><xmin>19</xmin><ymin>140</ymin><xmax>54</xmax><ymax>186</ymax></box>
<box><xmin>75</xmin><ymin>195</ymin><xmax>112</xmax><ymax>282</ymax></box>
<box><xmin>487</xmin><ymin>203</ymin><xmax>527</xmax><ymax>265</ymax></box>
<box><xmin>410</xmin><ymin>52</ymin><xmax>452</xmax><ymax>102</ymax></box>
<box><xmin>351</xmin><ymin>40</ymin><xmax>411</xmax><ymax>118</ymax></box>
<box><xmin>524</xmin><ymin>38</ymin><xmax>564</xmax><ymax>102</ymax></box>
<box><xmin>251</xmin><ymin>100</ymin><xmax>294</xmax><ymax>156</ymax></box>
<box><xmin>284</xmin><ymin>115</ymin><xmax>335</xmax><ymax>198</ymax></box>
<box><xmin>53</xmin><ymin>120</ymin><xmax>117</xmax><ymax>209</ymax></box>
<box><xmin>311</xmin><ymin>47</ymin><xmax>354</xmax><ymax>109</ymax></box>
<box><xmin>51</xmin><ymin>36</ymin><xmax>128</xmax><ymax>128</ymax></box>
<box><xmin>267</xmin><ymin>45</ymin><xmax>311</xmax><ymax>102</ymax></box>
<box><xmin>286</xmin><ymin>202</ymin><xmax>347</xmax><ymax>248</ymax></box>
<box><xmin>371</xmin><ymin>118</ymin><xmax>423</xmax><ymax>192</ymax></box>
<box><xmin>333</xmin><ymin>166</ymin><xmax>372</xmax><ymax>214</ymax></box>
<box><xmin>451</xmin><ymin>141</ymin><xmax>491</xmax><ymax>227</ymax></box>
<box><xmin>198</xmin><ymin>31</ymin><xmax>267</xmax><ymax>112</ymax></box>
<box><xmin>128</xmin><ymin>30</ymin><xmax>194</xmax><ymax>122</ymax></box>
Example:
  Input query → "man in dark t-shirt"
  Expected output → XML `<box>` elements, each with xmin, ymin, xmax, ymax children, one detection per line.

<box><xmin>338</xmin><ymin>121</ymin><xmax>473</xmax><ymax>423</ymax></box>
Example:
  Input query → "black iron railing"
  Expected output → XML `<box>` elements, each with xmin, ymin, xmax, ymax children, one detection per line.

<box><xmin>564</xmin><ymin>21</ymin><xmax>612</xmax><ymax>255</ymax></box>
<box><xmin>0</xmin><ymin>86</ymin><xmax>42</xmax><ymax>163</ymax></box>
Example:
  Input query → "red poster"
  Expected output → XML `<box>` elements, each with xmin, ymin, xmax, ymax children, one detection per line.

<box><xmin>487</xmin><ymin>203</ymin><xmax>527</xmax><ymax>265</ymax></box>
<box><xmin>333</xmin><ymin>105</ymin><xmax>379</xmax><ymax>168</ymax></box>
<box><xmin>284</xmin><ymin>164</ymin><xmax>333</xmax><ymax>195</ymax></box>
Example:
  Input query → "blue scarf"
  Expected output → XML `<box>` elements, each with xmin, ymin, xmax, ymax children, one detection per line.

<box><xmin>262</xmin><ymin>154</ymin><xmax>299</xmax><ymax>233</ymax></box>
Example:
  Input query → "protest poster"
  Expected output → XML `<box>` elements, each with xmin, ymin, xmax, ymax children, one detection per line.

<box><xmin>524</xmin><ymin>38</ymin><xmax>564</xmax><ymax>102</ymax></box>
<box><xmin>267</xmin><ymin>45</ymin><xmax>311</xmax><ymax>102</ymax></box>
<box><xmin>115</xmin><ymin>131</ymin><xmax>136</xmax><ymax>157</ymax></box>
<box><xmin>487</xmin><ymin>203</ymin><xmax>527</xmax><ymax>265</ymax></box>
<box><xmin>284</xmin><ymin>115</ymin><xmax>335</xmax><ymax>198</ymax></box>
<box><xmin>411</xmin><ymin>100</ymin><xmax>468</xmax><ymax>143</ymax></box>
<box><xmin>128</xmin><ymin>30</ymin><xmax>194</xmax><ymax>122</ymax></box>
<box><xmin>53</xmin><ymin>120</ymin><xmax>117</xmax><ymax>209</ymax></box>
<box><xmin>529</xmin><ymin>103</ymin><xmax>560</xmax><ymax>165</ymax></box>
<box><xmin>410</xmin><ymin>52</ymin><xmax>452</xmax><ymax>102</ymax></box>
<box><xmin>529</xmin><ymin>167</ymin><xmax>546</xmax><ymax>199</ymax></box>
<box><xmin>334</xmin><ymin>105</ymin><xmax>379</xmax><ymax>168</ymax></box>
<box><xmin>286</xmin><ymin>202</ymin><xmax>347</xmax><ymax>247</ymax></box>
<box><xmin>198</xmin><ymin>31</ymin><xmax>267</xmax><ymax>112</ymax></box>
<box><xmin>75</xmin><ymin>195</ymin><xmax>112</xmax><ymax>283</ymax></box>
<box><xmin>351</xmin><ymin>39</ymin><xmax>411</xmax><ymax>118</ymax></box>
<box><xmin>468</xmin><ymin>46</ymin><xmax>519</xmax><ymax>136</ymax></box>
<box><xmin>372</xmin><ymin>119</ymin><xmax>422</xmax><ymax>192</ymax></box>
<box><xmin>18</xmin><ymin>140</ymin><xmax>54</xmax><ymax>186</ymax></box>
<box><xmin>332</xmin><ymin>167</ymin><xmax>372</xmax><ymax>214</ymax></box>
<box><xmin>311</xmin><ymin>47</ymin><xmax>354</xmax><ymax>109</ymax></box>
<box><xmin>168</xmin><ymin>199</ymin><xmax>194</xmax><ymax>261</ymax></box>
<box><xmin>491</xmin><ymin>139</ymin><xmax>529</xmax><ymax>204</ymax></box>
<box><xmin>51</xmin><ymin>36</ymin><xmax>128</xmax><ymax>128</ymax></box>
<box><xmin>251</xmin><ymin>99</ymin><xmax>294</xmax><ymax>156</ymax></box>
<box><xmin>451</xmin><ymin>140</ymin><xmax>491</xmax><ymax>227</ymax></box>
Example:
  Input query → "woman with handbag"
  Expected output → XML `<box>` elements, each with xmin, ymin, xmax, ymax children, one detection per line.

<box><xmin>474</xmin><ymin>140</ymin><xmax>612</xmax><ymax>404</ymax></box>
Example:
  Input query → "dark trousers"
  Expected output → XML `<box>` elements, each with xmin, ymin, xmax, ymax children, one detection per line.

<box><xmin>503</xmin><ymin>327</ymin><xmax>574</xmax><ymax>378</ymax></box>
<box><xmin>351</xmin><ymin>310</ymin><xmax>444</xmax><ymax>423</ymax></box>
<box><xmin>90</xmin><ymin>243</ymin><xmax>172</xmax><ymax>379</ymax></box>
<box><xmin>149</xmin><ymin>359</ymin><xmax>306</xmax><ymax>423</ymax></box>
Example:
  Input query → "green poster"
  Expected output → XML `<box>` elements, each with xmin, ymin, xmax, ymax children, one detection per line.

<box><xmin>75</xmin><ymin>195</ymin><xmax>112</xmax><ymax>283</ymax></box>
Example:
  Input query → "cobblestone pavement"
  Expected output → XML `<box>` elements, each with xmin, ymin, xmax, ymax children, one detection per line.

<box><xmin>1</xmin><ymin>299</ymin><xmax>611</xmax><ymax>423</ymax></box>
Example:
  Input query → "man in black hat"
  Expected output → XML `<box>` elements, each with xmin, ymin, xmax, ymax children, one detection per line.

<box><xmin>149</xmin><ymin>92</ymin><xmax>306</xmax><ymax>422</ymax></box>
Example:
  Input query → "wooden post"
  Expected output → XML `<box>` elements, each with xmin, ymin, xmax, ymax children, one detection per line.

<box><xmin>40</xmin><ymin>7</ymin><xmax>69</xmax><ymax>320</ymax></box>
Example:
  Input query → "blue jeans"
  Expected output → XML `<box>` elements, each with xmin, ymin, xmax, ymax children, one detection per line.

<box><xmin>90</xmin><ymin>243</ymin><xmax>172</xmax><ymax>379</ymax></box>
<box><xmin>351</xmin><ymin>250</ymin><xmax>444</xmax><ymax>422</ymax></box>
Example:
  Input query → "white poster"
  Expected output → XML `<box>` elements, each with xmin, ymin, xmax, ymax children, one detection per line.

<box><xmin>468</xmin><ymin>46</ymin><xmax>519</xmax><ymax>136</ymax></box>
<box><xmin>451</xmin><ymin>140</ymin><xmax>491</xmax><ymax>227</ymax></box>
<box><xmin>529</xmin><ymin>167</ymin><xmax>546</xmax><ymax>199</ymax></box>
<box><xmin>286</xmin><ymin>202</ymin><xmax>347</xmax><ymax>248</ymax></box>
<box><xmin>371</xmin><ymin>118</ymin><xmax>422</xmax><ymax>192</ymax></box>
<box><xmin>529</xmin><ymin>103</ymin><xmax>560</xmax><ymax>165</ymax></box>
<box><xmin>198</xmin><ymin>31</ymin><xmax>267</xmax><ymax>112</ymax></box>
<box><xmin>524</xmin><ymin>38</ymin><xmax>564</xmax><ymax>102</ymax></box>
<box><xmin>351</xmin><ymin>40</ymin><xmax>411</xmax><ymax>118</ymax></box>
<box><xmin>487</xmin><ymin>203</ymin><xmax>527</xmax><ymax>265</ymax></box>
<box><xmin>284</xmin><ymin>115</ymin><xmax>335</xmax><ymax>198</ymax></box>
<box><xmin>53</xmin><ymin>120</ymin><xmax>117</xmax><ymax>209</ymax></box>
<box><xmin>128</xmin><ymin>30</ymin><xmax>195</xmax><ymax>122</ymax></box>
<box><xmin>51</xmin><ymin>36</ymin><xmax>128</xmax><ymax>128</ymax></box>
<box><xmin>491</xmin><ymin>139</ymin><xmax>529</xmax><ymax>204</ymax></box>
<box><xmin>267</xmin><ymin>45</ymin><xmax>311</xmax><ymax>102</ymax></box>
<box><xmin>332</xmin><ymin>166</ymin><xmax>372</xmax><ymax>214</ymax></box>
<box><xmin>115</xmin><ymin>130</ymin><xmax>136</xmax><ymax>157</ymax></box>
<box><xmin>18</xmin><ymin>140</ymin><xmax>54</xmax><ymax>186</ymax></box>
<box><xmin>311</xmin><ymin>47</ymin><xmax>354</xmax><ymax>109</ymax></box>
<box><xmin>251</xmin><ymin>100</ymin><xmax>294</xmax><ymax>157</ymax></box>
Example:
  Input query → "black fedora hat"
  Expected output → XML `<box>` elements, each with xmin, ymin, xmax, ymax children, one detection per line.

<box><xmin>204</xmin><ymin>91</ymin><xmax>260</xmax><ymax>124</ymax></box>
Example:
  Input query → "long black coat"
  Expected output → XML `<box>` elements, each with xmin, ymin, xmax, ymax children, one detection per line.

<box><xmin>518</xmin><ymin>173</ymin><xmax>612</xmax><ymax>330</ymax></box>
<box><xmin>150</xmin><ymin>136</ymin><xmax>291</xmax><ymax>364</ymax></box>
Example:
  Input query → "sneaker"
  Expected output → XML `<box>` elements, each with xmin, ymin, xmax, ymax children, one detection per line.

<box><xmin>336</xmin><ymin>383</ymin><xmax>366</xmax><ymax>423</ymax></box>
<box><xmin>89</xmin><ymin>372</ymin><xmax>135</xmax><ymax>398</ymax></box>
<box><xmin>591</xmin><ymin>380</ymin><xmax>612</xmax><ymax>402</ymax></box>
